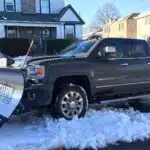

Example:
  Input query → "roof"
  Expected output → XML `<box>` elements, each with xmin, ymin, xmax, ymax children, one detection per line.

<box><xmin>57</xmin><ymin>4</ymin><xmax>85</xmax><ymax>24</ymax></box>
<box><xmin>135</xmin><ymin>11</ymin><xmax>150</xmax><ymax>19</ymax></box>
<box><xmin>103</xmin><ymin>37</ymin><xmax>146</xmax><ymax>42</ymax></box>
<box><xmin>117</xmin><ymin>13</ymin><xmax>139</xmax><ymax>21</ymax></box>
<box><xmin>0</xmin><ymin>5</ymin><xmax>85</xmax><ymax>25</ymax></box>
<box><xmin>0</xmin><ymin>12</ymin><xmax>58</xmax><ymax>22</ymax></box>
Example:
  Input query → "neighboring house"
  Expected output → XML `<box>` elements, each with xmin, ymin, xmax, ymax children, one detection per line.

<box><xmin>0</xmin><ymin>0</ymin><xmax>85</xmax><ymax>40</ymax></box>
<box><xmin>103</xmin><ymin>13</ymin><xmax>139</xmax><ymax>39</ymax></box>
<box><xmin>135</xmin><ymin>11</ymin><xmax>150</xmax><ymax>40</ymax></box>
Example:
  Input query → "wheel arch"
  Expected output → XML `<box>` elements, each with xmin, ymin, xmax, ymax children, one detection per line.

<box><xmin>51</xmin><ymin>75</ymin><xmax>91</xmax><ymax>104</ymax></box>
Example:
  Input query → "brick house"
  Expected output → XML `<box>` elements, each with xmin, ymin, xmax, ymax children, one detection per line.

<box><xmin>0</xmin><ymin>0</ymin><xmax>85</xmax><ymax>40</ymax></box>
<box><xmin>103</xmin><ymin>13</ymin><xmax>139</xmax><ymax>39</ymax></box>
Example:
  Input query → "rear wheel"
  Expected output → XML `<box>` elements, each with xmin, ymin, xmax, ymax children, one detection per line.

<box><xmin>54</xmin><ymin>84</ymin><xmax>88</xmax><ymax>119</ymax></box>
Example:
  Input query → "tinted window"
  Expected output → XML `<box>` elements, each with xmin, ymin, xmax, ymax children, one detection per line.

<box><xmin>59</xmin><ymin>40</ymin><xmax>96</xmax><ymax>57</ymax></box>
<box><xmin>100</xmin><ymin>39</ymin><xmax>125</xmax><ymax>58</ymax></box>
<box><xmin>123</xmin><ymin>40</ymin><xmax>147</xmax><ymax>58</ymax></box>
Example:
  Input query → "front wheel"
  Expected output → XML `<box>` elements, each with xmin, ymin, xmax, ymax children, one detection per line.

<box><xmin>54</xmin><ymin>84</ymin><xmax>88</xmax><ymax>120</ymax></box>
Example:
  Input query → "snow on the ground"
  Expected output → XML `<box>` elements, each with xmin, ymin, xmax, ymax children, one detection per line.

<box><xmin>1</xmin><ymin>108</ymin><xmax>150</xmax><ymax>150</ymax></box>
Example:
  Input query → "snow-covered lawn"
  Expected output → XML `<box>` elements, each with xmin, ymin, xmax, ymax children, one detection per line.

<box><xmin>7</xmin><ymin>56</ymin><xmax>150</xmax><ymax>149</ymax></box>
<box><xmin>1</xmin><ymin>108</ymin><xmax>150</xmax><ymax>150</ymax></box>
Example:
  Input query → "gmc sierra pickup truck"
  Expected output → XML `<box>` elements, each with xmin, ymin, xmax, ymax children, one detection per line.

<box><xmin>0</xmin><ymin>38</ymin><xmax>150</xmax><ymax>125</ymax></box>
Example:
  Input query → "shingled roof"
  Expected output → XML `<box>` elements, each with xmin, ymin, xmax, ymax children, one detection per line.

<box><xmin>0</xmin><ymin>5</ymin><xmax>85</xmax><ymax>25</ymax></box>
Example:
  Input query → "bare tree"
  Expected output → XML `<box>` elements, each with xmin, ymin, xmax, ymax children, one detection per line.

<box><xmin>93</xmin><ymin>2</ymin><xmax>121</xmax><ymax>26</ymax></box>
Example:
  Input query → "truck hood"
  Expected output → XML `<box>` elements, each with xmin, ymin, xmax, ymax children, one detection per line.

<box><xmin>27</xmin><ymin>55</ymin><xmax>62</xmax><ymax>65</ymax></box>
<box><xmin>27</xmin><ymin>55</ymin><xmax>69</xmax><ymax>66</ymax></box>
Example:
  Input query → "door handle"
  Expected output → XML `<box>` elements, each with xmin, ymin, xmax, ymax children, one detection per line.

<box><xmin>120</xmin><ymin>63</ymin><xmax>128</xmax><ymax>66</ymax></box>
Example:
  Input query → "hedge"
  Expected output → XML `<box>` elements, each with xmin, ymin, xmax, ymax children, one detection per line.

<box><xmin>0</xmin><ymin>38</ymin><xmax>30</xmax><ymax>57</ymax></box>
<box><xmin>46</xmin><ymin>39</ymin><xmax>76</xmax><ymax>55</ymax></box>
<box><xmin>0</xmin><ymin>38</ymin><xmax>77</xmax><ymax>57</ymax></box>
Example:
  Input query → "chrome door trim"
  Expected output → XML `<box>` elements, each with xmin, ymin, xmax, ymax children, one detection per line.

<box><xmin>96</xmin><ymin>81</ymin><xmax>150</xmax><ymax>88</ymax></box>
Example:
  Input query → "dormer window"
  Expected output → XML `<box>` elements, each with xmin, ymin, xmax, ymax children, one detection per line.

<box><xmin>5</xmin><ymin>0</ymin><xmax>15</xmax><ymax>12</ymax></box>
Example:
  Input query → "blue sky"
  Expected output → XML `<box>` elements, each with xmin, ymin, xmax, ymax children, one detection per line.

<box><xmin>65</xmin><ymin>0</ymin><xmax>150</xmax><ymax>26</ymax></box>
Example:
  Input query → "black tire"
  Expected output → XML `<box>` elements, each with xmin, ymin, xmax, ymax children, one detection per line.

<box><xmin>53</xmin><ymin>84</ymin><xmax>88</xmax><ymax>120</ymax></box>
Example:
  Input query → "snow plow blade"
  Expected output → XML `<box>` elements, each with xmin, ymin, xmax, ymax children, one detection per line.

<box><xmin>0</xmin><ymin>68</ymin><xmax>24</xmax><ymax>127</ymax></box>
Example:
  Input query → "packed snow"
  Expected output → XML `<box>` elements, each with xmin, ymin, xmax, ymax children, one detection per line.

<box><xmin>6</xmin><ymin>56</ymin><xmax>150</xmax><ymax>149</ymax></box>
<box><xmin>1</xmin><ymin>108</ymin><xmax>150</xmax><ymax>150</ymax></box>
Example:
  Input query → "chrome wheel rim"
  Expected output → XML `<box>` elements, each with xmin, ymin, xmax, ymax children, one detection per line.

<box><xmin>61</xmin><ymin>91</ymin><xmax>84</xmax><ymax>119</ymax></box>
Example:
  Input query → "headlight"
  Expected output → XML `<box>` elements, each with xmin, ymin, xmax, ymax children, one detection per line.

<box><xmin>27</xmin><ymin>65</ymin><xmax>45</xmax><ymax>80</ymax></box>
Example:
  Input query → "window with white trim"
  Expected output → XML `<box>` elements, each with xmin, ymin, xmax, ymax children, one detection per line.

<box><xmin>41</xmin><ymin>0</ymin><xmax>49</xmax><ymax>14</ymax></box>
<box><xmin>5</xmin><ymin>0</ymin><xmax>15</xmax><ymax>12</ymax></box>
<box><xmin>65</xmin><ymin>25</ymin><xmax>75</xmax><ymax>39</ymax></box>
<box><xmin>6</xmin><ymin>26</ymin><xmax>16</xmax><ymax>38</ymax></box>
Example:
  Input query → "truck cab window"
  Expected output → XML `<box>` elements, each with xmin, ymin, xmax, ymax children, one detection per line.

<box><xmin>127</xmin><ymin>42</ymin><xmax>147</xmax><ymax>58</ymax></box>
<box><xmin>102</xmin><ymin>44</ymin><xmax>124</xmax><ymax>59</ymax></box>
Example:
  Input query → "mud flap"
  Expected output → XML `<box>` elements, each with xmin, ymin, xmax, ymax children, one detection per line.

<box><xmin>0</xmin><ymin>68</ymin><xmax>24</xmax><ymax>127</ymax></box>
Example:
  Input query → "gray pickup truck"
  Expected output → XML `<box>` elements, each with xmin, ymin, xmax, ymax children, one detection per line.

<box><xmin>0</xmin><ymin>38</ymin><xmax>150</xmax><ymax>127</ymax></box>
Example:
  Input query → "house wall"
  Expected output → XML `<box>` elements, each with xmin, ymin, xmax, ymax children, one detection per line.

<box><xmin>60</xmin><ymin>8</ymin><xmax>80</xmax><ymax>22</ymax></box>
<box><xmin>16</xmin><ymin>0</ymin><xmax>22</xmax><ymax>12</ymax></box>
<box><xmin>102</xmin><ymin>24</ymin><xmax>110</xmax><ymax>38</ymax></box>
<box><xmin>75</xmin><ymin>25</ymin><xmax>83</xmax><ymax>39</ymax></box>
<box><xmin>0</xmin><ymin>0</ymin><xmax>64</xmax><ymax>14</ymax></box>
<box><xmin>0</xmin><ymin>0</ymin><xmax>4</xmax><ymax>11</ymax></box>
<box><xmin>0</xmin><ymin>24</ymin><xmax>5</xmax><ymax>38</ymax></box>
<box><xmin>22</xmin><ymin>0</ymin><xmax>36</xmax><ymax>14</ymax></box>
<box><xmin>111</xmin><ymin>21</ymin><xmax>128</xmax><ymax>38</ymax></box>
<box><xmin>0</xmin><ymin>22</ymin><xmax>82</xmax><ymax>39</ymax></box>
<box><xmin>102</xmin><ymin>18</ymin><xmax>137</xmax><ymax>39</ymax></box>
<box><xmin>127</xmin><ymin>19</ymin><xmax>137</xmax><ymax>38</ymax></box>
<box><xmin>136</xmin><ymin>16</ymin><xmax>150</xmax><ymax>40</ymax></box>
<box><xmin>56</xmin><ymin>24</ymin><xmax>64</xmax><ymax>39</ymax></box>
<box><xmin>36</xmin><ymin>0</ymin><xmax>40</xmax><ymax>13</ymax></box>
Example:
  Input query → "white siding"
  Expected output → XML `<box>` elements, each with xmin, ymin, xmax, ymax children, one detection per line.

<box><xmin>16</xmin><ymin>0</ymin><xmax>21</xmax><ymax>12</ymax></box>
<box><xmin>0</xmin><ymin>0</ymin><xmax>4</xmax><ymax>11</ymax></box>
<box><xmin>60</xmin><ymin>8</ymin><xmax>80</xmax><ymax>22</ymax></box>
<box><xmin>41</xmin><ymin>0</ymin><xmax>49</xmax><ymax>14</ymax></box>
<box><xmin>56</xmin><ymin>25</ymin><xmax>64</xmax><ymax>39</ymax></box>
<box><xmin>36</xmin><ymin>0</ymin><xmax>40</xmax><ymax>13</ymax></box>
<box><xmin>50</xmin><ymin>0</ymin><xmax>64</xmax><ymax>14</ymax></box>
<box><xmin>0</xmin><ymin>24</ymin><xmax>5</xmax><ymax>38</ymax></box>
<box><xmin>75</xmin><ymin>25</ymin><xmax>83</xmax><ymax>39</ymax></box>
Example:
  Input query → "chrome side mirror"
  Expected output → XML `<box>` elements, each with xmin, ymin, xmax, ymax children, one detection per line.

<box><xmin>104</xmin><ymin>46</ymin><xmax>116</xmax><ymax>53</ymax></box>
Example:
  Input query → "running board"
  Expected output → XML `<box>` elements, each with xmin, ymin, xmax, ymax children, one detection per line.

<box><xmin>101</xmin><ymin>94</ymin><xmax>150</xmax><ymax>106</ymax></box>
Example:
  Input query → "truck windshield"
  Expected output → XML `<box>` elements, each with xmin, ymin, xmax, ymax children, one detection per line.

<box><xmin>59</xmin><ymin>40</ymin><xmax>96</xmax><ymax>57</ymax></box>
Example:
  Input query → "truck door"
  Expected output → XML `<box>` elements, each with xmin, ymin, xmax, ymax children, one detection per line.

<box><xmin>127</xmin><ymin>40</ymin><xmax>150</xmax><ymax>93</ymax></box>
<box><xmin>91</xmin><ymin>38</ymin><xmax>150</xmax><ymax>98</ymax></box>
<box><xmin>91</xmin><ymin>39</ymin><xmax>134</xmax><ymax>96</ymax></box>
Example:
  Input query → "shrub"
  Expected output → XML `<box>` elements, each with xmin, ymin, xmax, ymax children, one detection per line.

<box><xmin>46</xmin><ymin>39</ymin><xmax>76</xmax><ymax>55</ymax></box>
<box><xmin>0</xmin><ymin>38</ymin><xmax>30</xmax><ymax>57</ymax></box>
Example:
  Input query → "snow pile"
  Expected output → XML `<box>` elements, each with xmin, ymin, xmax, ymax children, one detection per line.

<box><xmin>1</xmin><ymin>108</ymin><xmax>150</xmax><ymax>150</ymax></box>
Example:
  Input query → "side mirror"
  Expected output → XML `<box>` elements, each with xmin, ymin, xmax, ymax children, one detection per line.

<box><xmin>97</xmin><ymin>46</ymin><xmax>116</xmax><ymax>60</ymax></box>
<box><xmin>104</xmin><ymin>46</ymin><xmax>116</xmax><ymax>53</ymax></box>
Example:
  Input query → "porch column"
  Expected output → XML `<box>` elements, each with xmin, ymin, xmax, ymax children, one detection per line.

<box><xmin>56</xmin><ymin>24</ymin><xmax>64</xmax><ymax>39</ymax></box>
<box><xmin>0</xmin><ymin>24</ymin><xmax>5</xmax><ymax>38</ymax></box>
